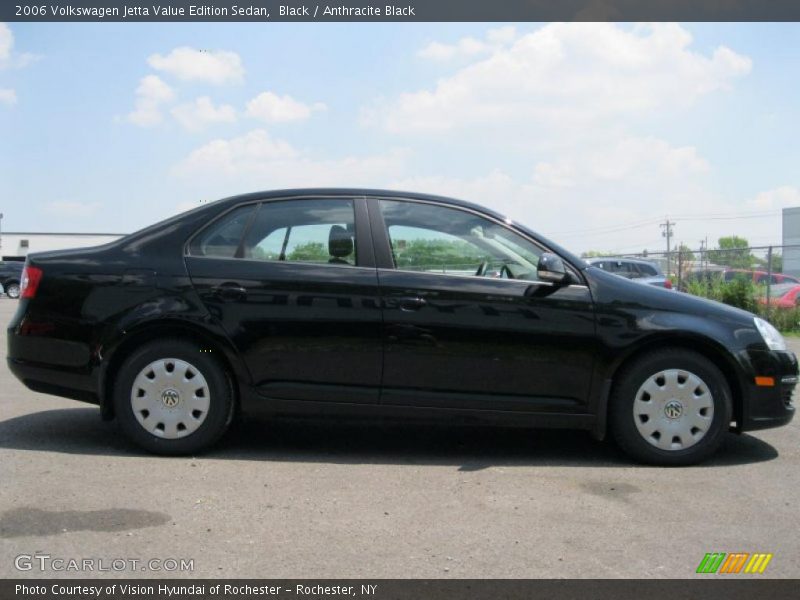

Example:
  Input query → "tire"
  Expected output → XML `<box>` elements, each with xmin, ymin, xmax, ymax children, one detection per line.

<box><xmin>609</xmin><ymin>349</ymin><xmax>732</xmax><ymax>466</ymax></box>
<box><xmin>113</xmin><ymin>339</ymin><xmax>235</xmax><ymax>455</ymax></box>
<box><xmin>5</xmin><ymin>282</ymin><xmax>20</xmax><ymax>299</ymax></box>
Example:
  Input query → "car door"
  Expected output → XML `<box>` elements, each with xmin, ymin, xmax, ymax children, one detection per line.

<box><xmin>369</xmin><ymin>197</ymin><xmax>597</xmax><ymax>413</ymax></box>
<box><xmin>185</xmin><ymin>196</ymin><xmax>383</xmax><ymax>404</ymax></box>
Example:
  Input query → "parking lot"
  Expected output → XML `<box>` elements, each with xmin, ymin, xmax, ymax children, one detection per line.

<box><xmin>0</xmin><ymin>298</ymin><xmax>798</xmax><ymax>579</ymax></box>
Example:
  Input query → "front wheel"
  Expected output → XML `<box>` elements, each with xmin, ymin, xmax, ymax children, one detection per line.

<box><xmin>113</xmin><ymin>340</ymin><xmax>234</xmax><ymax>455</ymax></box>
<box><xmin>5</xmin><ymin>282</ymin><xmax>20</xmax><ymax>299</ymax></box>
<box><xmin>610</xmin><ymin>349</ymin><xmax>732</xmax><ymax>466</ymax></box>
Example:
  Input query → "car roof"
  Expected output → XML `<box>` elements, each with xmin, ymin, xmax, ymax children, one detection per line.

<box><xmin>216</xmin><ymin>188</ymin><xmax>507</xmax><ymax>216</ymax></box>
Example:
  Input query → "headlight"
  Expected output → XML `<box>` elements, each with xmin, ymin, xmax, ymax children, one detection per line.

<box><xmin>754</xmin><ymin>317</ymin><xmax>787</xmax><ymax>351</ymax></box>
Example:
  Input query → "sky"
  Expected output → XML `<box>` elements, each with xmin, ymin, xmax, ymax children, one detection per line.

<box><xmin>1</xmin><ymin>22</ymin><xmax>800</xmax><ymax>255</ymax></box>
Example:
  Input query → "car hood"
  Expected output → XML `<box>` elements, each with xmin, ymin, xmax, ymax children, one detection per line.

<box><xmin>584</xmin><ymin>266</ymin><xmax>757</xmax><ymax>326</ymax></box>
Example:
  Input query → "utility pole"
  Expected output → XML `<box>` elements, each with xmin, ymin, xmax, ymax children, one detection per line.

<box><xmin>661</xmin><ymin>219</ymin><xmax>675</xmax><ymax>276</ymax></box>
<box><xmin>699</xmin><ymin>239</ymin><xmax>706</xmax><ymax>271</ymax></box>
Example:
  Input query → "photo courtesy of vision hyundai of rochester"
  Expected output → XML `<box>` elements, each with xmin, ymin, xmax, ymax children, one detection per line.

<box><xmin>5</xmin><ymin>189</ymin><xmax>797</xmax><ymax>465</ymax></box>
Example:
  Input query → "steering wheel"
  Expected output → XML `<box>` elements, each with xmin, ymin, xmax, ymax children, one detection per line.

<box><xmin>500</xmin><ymin>265</ymin><xmax>514</xmax><ymax>279</ymax></box>
<box><xmin>475</xmin><ymin>261</ymin><xmax>490</xmax><ymax>277</ymax></box>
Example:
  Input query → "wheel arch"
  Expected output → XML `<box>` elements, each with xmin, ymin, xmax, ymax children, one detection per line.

<box><xmin>99</xmin><ymin>319</ymin><xmax>249</xmax><ymax>420</ymax></box>
<box><xmin>601</xmin><ymin>333</ymin><xmax>745</xmax><ymax>434</ymax></box>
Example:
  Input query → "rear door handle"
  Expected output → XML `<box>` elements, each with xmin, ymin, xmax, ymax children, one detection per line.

<box><xmin>212</xmin><ymin>282</ymin><xmax>247</xmax><ymax>301</ymax></box>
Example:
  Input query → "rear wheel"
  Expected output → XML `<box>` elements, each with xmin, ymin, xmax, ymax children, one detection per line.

<box><xmin>5</xmin><ymin>281</ymin><xmax>20</xmax><ymax>299</ymax></box>
<box><xmin>113</xmin><ymin>340</ymin><xmax>234</xmax><ymax>455</ymax></box>
<box><xmin>610</xmin><ymin>349</ymin><xmax>732</xmax><ymax>465</ymax></box>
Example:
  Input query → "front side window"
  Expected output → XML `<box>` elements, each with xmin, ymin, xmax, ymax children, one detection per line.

<box><xmin>190</xmin><ymin>198</ymin><xmax>358</xmax><ymax>266</ymax></box>
<box><xmin>379</xmin><ymin>200</ymin><xmax>543</xmax><ymax>281</ymax></box>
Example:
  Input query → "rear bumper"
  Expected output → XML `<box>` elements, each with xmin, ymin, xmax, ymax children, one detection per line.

<box><xmin>7</xmin><ymin>357</ymin><xmax>99</xmax><ymax>405</ymax></box>
<box><xmin>739</xmin><ymin>349</ymin><xmax>797</xmax><ymax>431</ymax></box>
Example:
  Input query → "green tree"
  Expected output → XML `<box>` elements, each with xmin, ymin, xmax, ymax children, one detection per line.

<box><xmin>394</xmin><ymin>239</ymin><xmax>485</xmax><ymax>270</ymax></box>
<box><xmin>287</xmin><ymin>242</ymin><xmax>329</xmax><ymax>262</ymax></box>
<box><xmin>676</xmin><ymin>243</ymin><xmax>695</xmax><ymax>262</ymax></box>
<box><xmin>708</xmin><ymin>236</ymin><xmax>754</xmax><ymax>269</ymax></box>
<box><xmin>580</xmin><ymin>250</ymin><xmax>616</xmax><ymax>258</ymax></box>
<box><xmin>772</xmin><ymin>253</ymin><xmax>783</xmax><ymax>273</ymax></box>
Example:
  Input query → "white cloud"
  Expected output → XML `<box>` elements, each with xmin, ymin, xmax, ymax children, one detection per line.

<box><xmin>417</xmin><ymin>26</ymin><xmax>517</xmax><ymax>61</ymax></box>
<box><xmin>750</xmin><ymin>186</ymin><xmax>800</xmax><ymax>211</ymax></box>
<box><xmin>0</xmin><ymin>23</ymin><xmax>39</xmax><ymax>106</ymax></box>
<box><xmin>245</xmin><ymin>91</ymin><xmax>326</xmax><ymax>123</ymax></box>
<box><xmin>172</xmin><ymin>128</ymin><xmax>406</xmax><ymax>192</ymax></box>
<box><xmin>0</xmin><ymin>23</ymin><xmax>39</xmax><ymax>70</ymax></box>
<box><xmin>127</xmin><ymin>75</ymin><xmax>175</xmax><ymax>127</ymax></box>
<box><xmin>42</xmin><ymin>201</ymin><xmax>101</xmax><ymax>218</ymax></box>
<box><xmin>388</xmin><ymin>134</ymin><xmax>751</xmax><ymax>254</ymax></box>
<box><xmin>0</xmin><ymin>88</ymin><xmax>16</xmax><ymax>105</ymax></box>
<box><xmin>171</xmin><ymin>96</ymin><xmax>236</xmax><ymax>132</ymax></box>
<box><xmin>372</xmin><ymin>23</ymin><xmax>752</xmax><ymax>133</ymax></box>
<box><xmin>585</xmin><ymin>136</ymin><xmax>709</xmax><ymax>181</ymax></box>
<box><xmin>0</xmin><ymin>23</ymin><xmax>12</xmax><ymax>64</ymax></box>
<box><xmin>533</xmin><ymin>162</ymin><xmax>575</xmax><ymax>188</ymax></box>
<box><xmin>148</xmin><ymin>47</ymin><xmax>244</xmax><ymax>85</ymax></box>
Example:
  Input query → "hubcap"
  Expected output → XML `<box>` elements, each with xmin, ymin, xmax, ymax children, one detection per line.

<box><xmin>131</xmin><ymin>358</ymin><xmax>210</xmax><ymax>439</ymax></box>
<box><xmin>633</xmin><ymin>369</ymin><xmax>714</xmax><ymax>451</ymax></box>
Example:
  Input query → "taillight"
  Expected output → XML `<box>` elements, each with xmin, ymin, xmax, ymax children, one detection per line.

<box><xmin>664</xmin><ymin>280</ymin><xmax>673</xmax><ymax>289</ymax></box>
<box><xmin>20</xmin><ymin>265</ymin><xmax>43</xmax><ymax>299</ymax></box>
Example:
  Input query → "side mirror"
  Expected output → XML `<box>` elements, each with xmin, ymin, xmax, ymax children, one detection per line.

<box><xmin>537</xmin><ymin>252</ymin><xmax>568</xmax><ymax>284</ymax></box>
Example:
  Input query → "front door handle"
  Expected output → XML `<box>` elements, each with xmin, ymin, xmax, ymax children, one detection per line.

<box><xmin>397</xmin><ymin>296</ymin><xmax>427</xmax><ymax>311</ymax></box>
<box><xmin>212</xmin><ymin>282</ymin><xmax>247</xmax><ymax>301</ymax></box>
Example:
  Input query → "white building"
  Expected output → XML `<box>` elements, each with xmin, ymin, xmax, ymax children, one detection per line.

<box><xmin>0</xmin><ymin>232</ymin><xmax>125</xmax><ymax>261</ymax></box>
<box><xmin>782</xmin><ymin>208</ymin><xmax>800</xmax><ymax>278</ymax></box>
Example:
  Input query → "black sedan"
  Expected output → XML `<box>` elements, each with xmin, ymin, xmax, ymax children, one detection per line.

<box><xmin>0</xmin><ymin>260</ymin><xmax>23</xmax><ymax>299</ymax></box>
<box><xmin>6</xmin><ymin>189</ymin><xmax>797</xmax><ymax>464</ymax></box>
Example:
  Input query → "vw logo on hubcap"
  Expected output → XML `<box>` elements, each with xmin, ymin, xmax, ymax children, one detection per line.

<box><xmin>664</xmin><ymin>400</ymin><xmax>683</xmax><ymax>419</ymax></box>
<box><xmin>161</xmin><ymin>388</ymin><xmax>180</xmax><ymax>408</ymax></box>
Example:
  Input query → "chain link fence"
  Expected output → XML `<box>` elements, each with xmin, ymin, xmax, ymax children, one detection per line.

<box><xmin>587</xmin><ymin>243</ymin><xmax>800</xmax><ymax>285</ymax></box>
<box><xmin>583</xmin><ymin>244</ymin><xmax>800</xmax><ymax>329</ymax></box>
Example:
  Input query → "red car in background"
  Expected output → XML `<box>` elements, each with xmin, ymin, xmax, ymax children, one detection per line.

<box><xmin>725</xmin><ymin>269</ymin><xmax>800</xmax><ymax>285</ymax></box>
<box><xmin>759</xmin><ymin>283</ymin><xmax>800</xmax><ymax>309</ymax></box>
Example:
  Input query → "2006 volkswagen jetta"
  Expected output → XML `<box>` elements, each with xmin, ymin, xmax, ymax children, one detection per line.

<box><xmin>6</xmin><ymin>189</ymin><xmax>797</xmax><ymax>464</ymax></box>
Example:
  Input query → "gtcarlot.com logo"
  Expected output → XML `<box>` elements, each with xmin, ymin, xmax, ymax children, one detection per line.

<box><xmin>697</xmin><ymin>552</ymin><xmax>773</xmax><ymax>574</ymax></box>
<box><xmin>14</xmin><ymin>553</ymin><xmax>194</xmax><ymax>573</ymax></box>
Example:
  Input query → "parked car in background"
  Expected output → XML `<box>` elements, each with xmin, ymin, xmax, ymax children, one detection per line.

<box><xmin>723</xmin><ymin>269</ymin><xmax>800</xmax><ymax>285</ymax></box>
<box><xmin>585</xmin><ymin>257</ymin><xmax>672</xmax><ymax>289</ymax></box>
<box><xmin>0</xmin><ymin>261</ymin><xmax>23</xmax><ymax>299</ymax></box>
<box><xmin>758</xmin><ymin>283</ymin><xmax>800</xmax><ymax>309</ymax></box>
<box><xmin>6</xmin><ymin>189</ymin><xmax>797</xmax><ymax>465</ymax></box>
<box><xmin>685</xmin><ymin>268</ymin><xmax>800</xmax><ymax>288</ymax></box>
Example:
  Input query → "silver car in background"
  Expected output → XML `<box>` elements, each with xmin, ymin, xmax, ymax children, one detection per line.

<box><xmin>586</xmin><ymin>257</ymin><xmax>673</xmax><ymax>289</ymax></box>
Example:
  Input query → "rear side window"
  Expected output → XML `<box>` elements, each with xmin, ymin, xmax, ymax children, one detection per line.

<box><xmin>190</xmin><ymin>199</ymin><xmax>358</xmax><ymax>266</ymax></box>
<box><xmin>190</xmin><ymin>205</ymin><xmax>256</xmax><ymax>258</ymax></box>
<box><xmin>242</xmin><ymin>199</ymin><xmax>357</xmax><ymax>265</ymax></box>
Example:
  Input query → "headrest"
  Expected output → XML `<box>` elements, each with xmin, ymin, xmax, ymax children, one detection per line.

<box><xmin>329</xmin><ymin>225</ymin><xmax>353</xmax><ymax>258</ymax></box>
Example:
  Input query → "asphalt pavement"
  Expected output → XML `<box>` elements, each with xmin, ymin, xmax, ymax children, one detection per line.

<box><xmin>1</xmin><ymin>299</ymin><xmax>798</xmax><ymax>578</ymax></box>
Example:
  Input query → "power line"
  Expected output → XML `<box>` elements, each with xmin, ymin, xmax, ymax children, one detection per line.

<box><xmin>552</xmin><ymin>208</ymin><xmax>783</xmax><ymax>237</ymax></box>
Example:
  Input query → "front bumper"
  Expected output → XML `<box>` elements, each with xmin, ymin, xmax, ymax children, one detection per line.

<box><xmin>739</xmin><ymin>349</ymin><xmax>797</xmax><ymax>431</ymax></box>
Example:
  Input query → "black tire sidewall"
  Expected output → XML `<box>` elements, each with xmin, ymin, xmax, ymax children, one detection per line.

<box><xmin>113</xmin><ymin>340</ymin><xmax>233</xmax><ymax>455</ymax></box>
<box><xmin>610</xmin><ymin>350</ymin><xmax>732</xmax><ymax>466</ymax></box>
